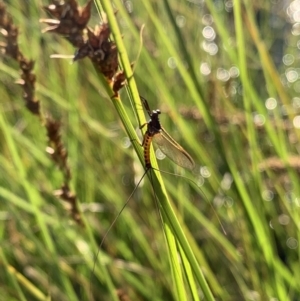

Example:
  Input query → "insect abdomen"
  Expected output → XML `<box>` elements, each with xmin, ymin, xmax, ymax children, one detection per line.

<box><xmin>143</xmin><ymin>133</ymin><xmax>153</xmax><ymax>169</ymax></box>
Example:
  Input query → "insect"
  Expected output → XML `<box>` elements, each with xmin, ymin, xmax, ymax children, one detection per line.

<box><xmin>93</xmin><ymin>97</ymin><xmax>196</xmax><ymax>251</ymax></box>
<box><xmin>90</xmin><ymin>97</ymin><xmax>194</xmax><ymax>291</ymax></box>
<box><xmin>90</xmin><ymin>97</ymin><xmax>224</xmax><ymax>295</ymax></box>
<box><xmin>140</xmin><ymin>96</ymin><xmax>195</xmax><ymax>171</ymax></box>
<box><xmin>139</xmin><ymin>97</ymin><xmax>225</xmax><ymax>235</ymax></box>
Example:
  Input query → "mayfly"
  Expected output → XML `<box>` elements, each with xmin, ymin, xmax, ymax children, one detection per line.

<box><xmin>139</xmin><ymin>97</ymin><xmax>225</xmax><ymax>234</ymax></box>
<box><xmin>96</xmin><ymin>97</ymin><xmax>196</xmax><ymax>244</ymax></box>
<box><xmin>93</xmin><ymin>97</ymin><xmax>196</xmax><ymax>252</ymax></box>
<box><xmin>91</xmin><ymin>97</ymin><xmax>225</xmax><ymax>294</ymax></box>
<box><xmin>140</xmin><ymin>96</ymin><xmax>195</xmax><ymax>171</ymax></box>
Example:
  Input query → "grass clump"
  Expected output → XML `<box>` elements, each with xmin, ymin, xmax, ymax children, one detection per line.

<box><xmin>1</xmin><ymin>0</ymin><xmax>300</xmax><ymax>300</ymax></box>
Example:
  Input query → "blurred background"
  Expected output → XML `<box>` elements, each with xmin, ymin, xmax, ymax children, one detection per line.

<box><xmin>1</xmin><ymin>0</ymin><xmax>300</xmax><ymax>300</ymax></box>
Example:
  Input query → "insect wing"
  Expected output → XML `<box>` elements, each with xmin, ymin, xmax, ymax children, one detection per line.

<box><xmin>152</xmin><ymin>128</ymin><xmax>195</xmax><ymax>170</ymax></box>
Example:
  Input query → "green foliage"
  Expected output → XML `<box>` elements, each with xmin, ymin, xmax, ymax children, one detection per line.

<box><xmin>1</xmin><ymin>0</ymin><xmax>300</xmax><ymax>300</ymax></box>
